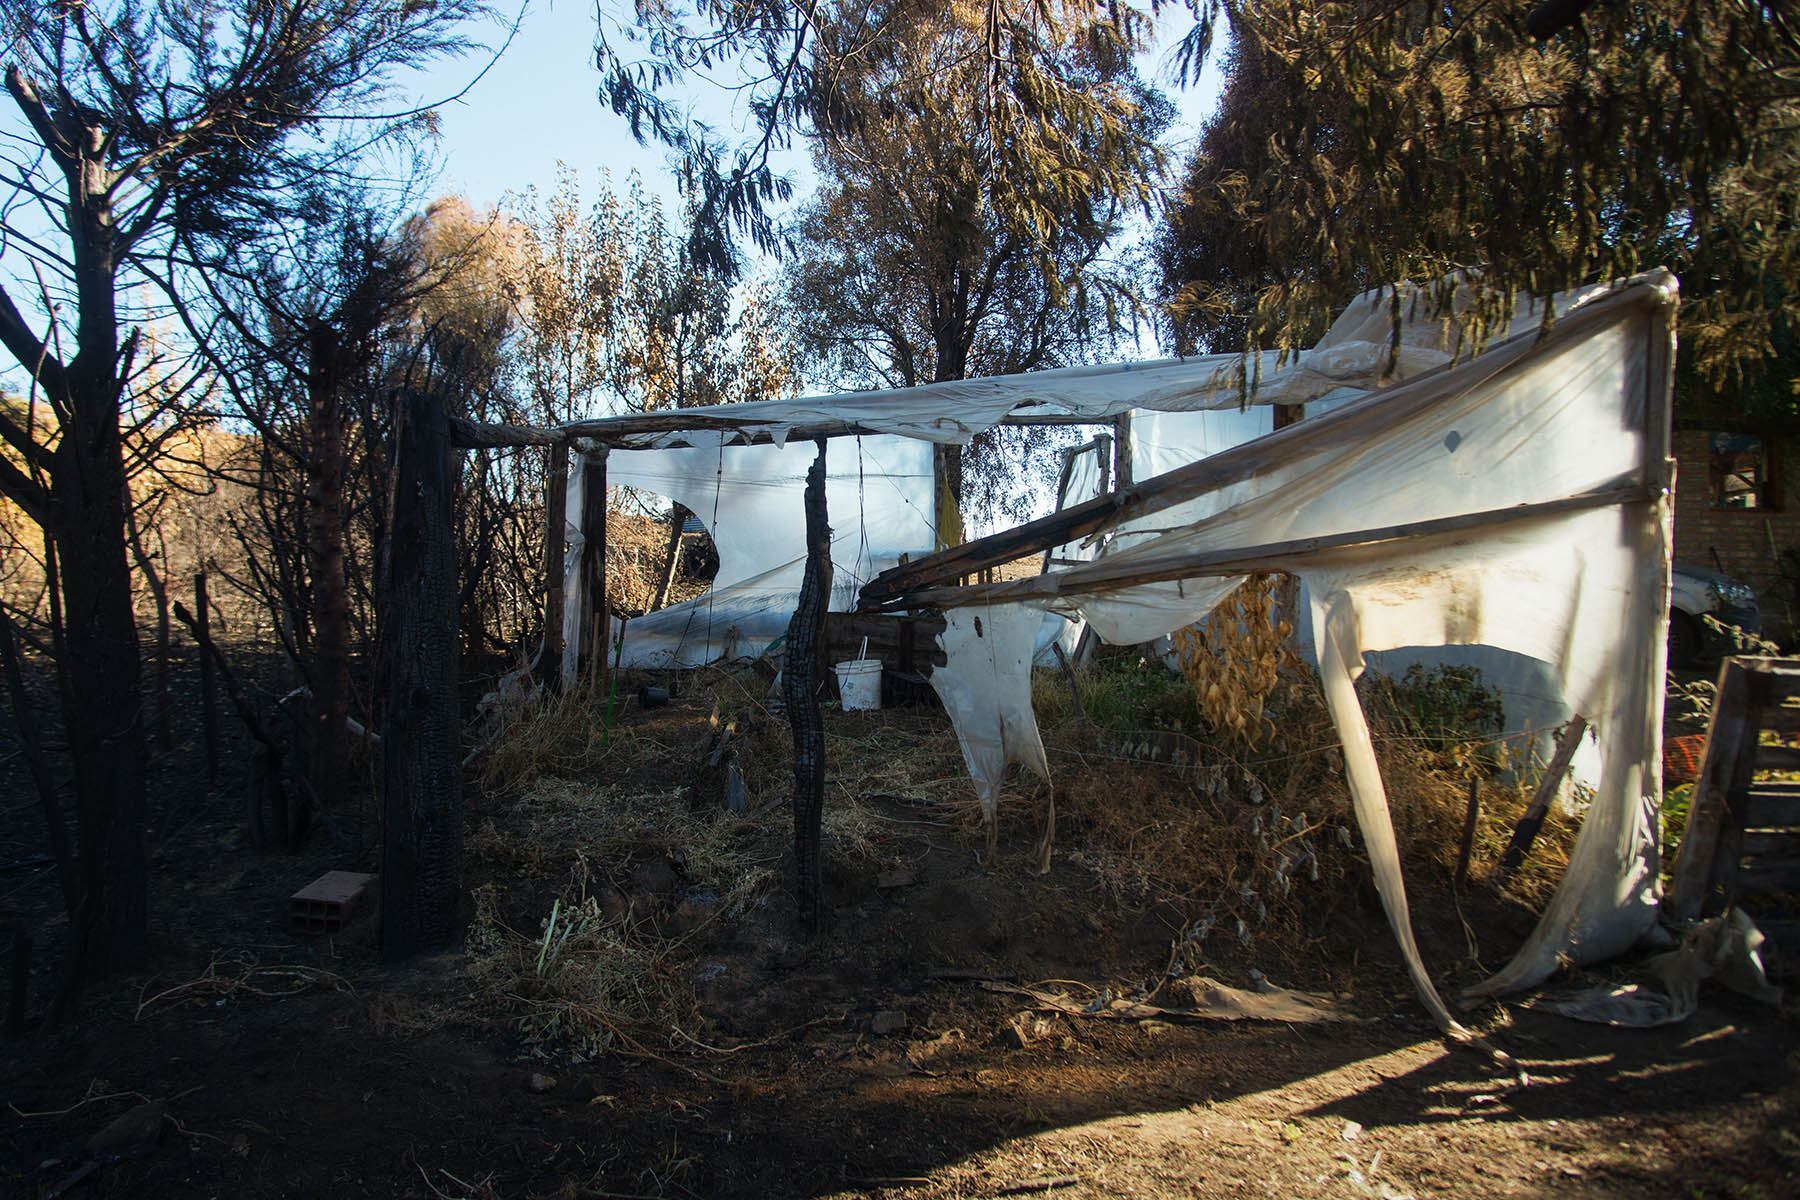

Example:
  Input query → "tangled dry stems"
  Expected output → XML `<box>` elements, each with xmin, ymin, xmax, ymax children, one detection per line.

<box><xmin>461</xmin><ymin>649</ymin><xmax>1578</xmax><ymax>1054</ymax></box>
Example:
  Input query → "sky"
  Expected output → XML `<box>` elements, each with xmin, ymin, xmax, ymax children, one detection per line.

<box><xmin>408</xmin><ymin>2</ymin><xmax>1226</xmax><ymax>245</ymax></box>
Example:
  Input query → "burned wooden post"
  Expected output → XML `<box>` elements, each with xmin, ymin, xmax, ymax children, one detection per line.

<box><xmin>380</xmin><ymin>389</ymin><xmax>464</xmax><ymax>960</ymax></box>
<box><xmin>1496</xmin><ymin>715</ymin><xmax>1589</xmax><ymax>882</ymax></box>
<box><xmin>784</xmin><ymin>439</ymin><xmax>832</xmax><ymax>933</ymax></box>
<box><xmin>538</xmin><ymin>441</ymin><xmax>569</xmax><ymax>688</ymax></box>
<box><xmin>580</xmin><ymin>449</ymin><xmax>609</xmax><ymax>687</ymax></box>
<box><xmin>195</xmin><ymin>571</ymin><xmax>218</xmax><ymax>783</ymax></box>
<box><xmin>1110</xmin><ymin>412</ymin><xmax>1133</xmax><ymax>493</ymax></box>
<box><xmin>1454</xmin><ymin>777</ymin><xmax>1481</xmax><ymax>887</ymax></box>
<box><xmin>0</xmin><ymin>613</ymin><xmax>77</xmax><ymax>914</ymax></box>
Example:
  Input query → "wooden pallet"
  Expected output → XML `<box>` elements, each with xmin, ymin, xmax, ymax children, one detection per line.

<box><xmin>1665</xmin><ymin>657</ymin><xmax>1800</xmax><ymax>925</ymax></box>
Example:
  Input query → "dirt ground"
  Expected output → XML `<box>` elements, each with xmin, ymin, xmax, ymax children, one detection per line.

<box><xmin>2</xmin><ymin>651</ymin><xmax>1797</xmax><ymax>1199</ymax></box>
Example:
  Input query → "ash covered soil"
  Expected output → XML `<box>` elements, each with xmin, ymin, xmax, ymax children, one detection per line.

<box><xmin>2</xmin><ymin>659</ymin><xmax>1796</xmax><ymax>1200</ymax></box>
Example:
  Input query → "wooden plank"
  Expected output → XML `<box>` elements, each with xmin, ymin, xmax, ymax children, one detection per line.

<box><xmin>822</xmin><ymin>612</ymin><xmax>946</xmax><ymax>669</ymax></box>
<box><xmin>1666</xmin><ymin>659</ymin><xmax>1775</xmax><ymax>920</ymax></box>
<box><xmin>881</xmin><ymin>484</ymin><xmax>1649</xmax><ymax>612</ymax></box>
<box><xmin>1732</xmin><ymin>656</ymin><xmax>1800</xmax><ymax>701</ymax></box>
<box><xmin>1496</xmin><ymin>716</ymin><xmax>1588</xmax><ymax>881</ymax></box>
<box><xmin>1754</xmin><ymin>704</ymin><xmax>1800</xmax><ymax>735</ymax></box>
<box><xmin>1744</xmin><ymin>786</ymin><xmax>1800</xmax><ymax>828</ymax></box>
<box><xmin>1642</xmin><ymin>293</ymin><xmax>1676</xmax><ymax>496</ymax></box>
<box><xmin>449</xmin><ymin>416</ymin><xmax>562</xmax><ymax>448</ymax></box>
<box><xmin>1741</xmin><ymin>831</ymin><xmax>1800</xmax><ymax>859</ymax></box>
<box><xmin>1737</xmin><ymin>859</ymin><xmax>1800</xmax><ymax>895</ymax></box>
<box><xmin>1111</xmin><ymin>414</ymin><xmax>1132</xmax><ymax>493</ymax></box>
<box><xmin>1753</xmin><ymin>742</ymin><xmax>1800</xmax><ymax>772</ymax></box>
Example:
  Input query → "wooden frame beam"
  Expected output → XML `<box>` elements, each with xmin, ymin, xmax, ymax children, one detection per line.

<box><xmin>448</xmin><ymin>410</ymin><xmax>1123</xmax><ymax>452</ymax></box>
<box><xmin>868</xmin><ymin>484</ymin><xmax>1651</xmax><ymax>612</ymax></box>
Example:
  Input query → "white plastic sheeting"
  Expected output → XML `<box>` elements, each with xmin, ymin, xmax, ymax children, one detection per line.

<box><xmin>929</xmin><ymin>605</ymin><xmax>1053</xmax><ymax>825</ymax></box>
<box><xmin>563</xmin><ymin>277</ymin><xmax>1621</xmax><ymax>451</ymax></box>
<box><xmin>924</xmin><ymin>273</ymin><xmax>1675</xmax><ymax>1027</ymax></box>
<box><xmin>563</xmin><ymin>436</ymin><xmax>936</xmax><ymax>670</ymax></box>
<box><xmin>552</xmin><ymin>269</ymin><xmax>1676</xmax><ymax>1026</ymax></box>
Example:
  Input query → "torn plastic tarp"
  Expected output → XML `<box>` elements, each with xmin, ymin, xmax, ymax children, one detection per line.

<box><xmin>561</xmin><ymin>276</ymin><xmax>1626</xmax><ymax>451</ymax></box>
<box><xmin>563</xmin><ymin>435</ymin><xmax>936</xmax><ymax>671</ymax></box>
<box><xmin>921</xmin><ymin>272</ymin><xmax>1677</xmax><ymax>1031</ymax></box>
<box><xmin>1541</xmin><ymin>909</ymin><xmax>1783</xmax><ymax>1027</ymax></box>
<box><xmin>929</xmin><ymin>605</ymin><xmax>1052</xmax><ymax>827</ymax></box>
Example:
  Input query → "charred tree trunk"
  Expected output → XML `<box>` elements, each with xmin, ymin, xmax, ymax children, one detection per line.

<box><xmin>56</xmin><ymin>151</ymin><xmax>147</xmax><ymax>984</ymax></box>
<box><xmin>783</xmin><ymin>440</ymin><xmax>832</xmax><ymax>934</ymax></box>
<box><xmin>380</xmin><ymin>389</ymin><xmax>464</xmax><ymax>960</ymax></box>
<box><xmin>304</xmin><ymin>323</ymin><xmax>348</xmax><ymax>844</ymax></box>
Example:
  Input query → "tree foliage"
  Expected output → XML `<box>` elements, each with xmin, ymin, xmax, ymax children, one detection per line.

<box><xmin>777</xmin><ymin>3</ymin><xmax>1168</xmax><ymax>525</ymax></box>
<box><xmin>594</xmin><ymin>0</ymin><xmax>1170</xmax><ymax>277</ymax></box>
<box><xmin>501</xmin><ymin>169</ymin><xmax>795</xmax><ymax>419</ymax></box>
<box><xmin>1159</xmin><ymin>1</ymin><xmax>1800</xmax><ymax>417</ymax></box>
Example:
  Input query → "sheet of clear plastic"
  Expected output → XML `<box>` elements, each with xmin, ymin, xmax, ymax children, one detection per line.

<box><xmin>562</xmin><ymin>436</ymin><xmax>936</xmax><ymax>671</ymax></box>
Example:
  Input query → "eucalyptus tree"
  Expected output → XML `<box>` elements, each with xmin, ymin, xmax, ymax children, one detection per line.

<box><xmin>780</xmin><ymin>3</ymin><xmax>1171</xmax><ymax>529</ymax></box>
<box><xmin>0</xmin><ymin>0</ymin><xmax>489</xmax><ymax>986</ymax></box>
<box><xmin>593</xmin><ymin>0</ymin><xmax>1170</xmax><ymax>268</ymax></box>
<box><xmin>1158</xmin><ymin>1</ymin><xmax>1800</xmax><ymax>409</ymax></box>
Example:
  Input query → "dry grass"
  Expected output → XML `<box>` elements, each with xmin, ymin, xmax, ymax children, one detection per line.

<box><xmin>456</xmin><ymin>650</ymin><xmax>1581</xmax><ymax>1053</ymax></box>
<box><xmin>1028</xmin><ymin>654</ymin><xmax>1576</xmax><ymax>975</ymax></box>
<box><xmin>460</xmin><ymin>663</ymin><xmax>937</xmax><ymax>1057</ymax></box>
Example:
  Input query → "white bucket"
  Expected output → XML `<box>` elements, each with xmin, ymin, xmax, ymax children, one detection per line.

<box><xmin>834</xmin><ymin>658</ymin><xmax>883</xmax><ymax>711</ymax></box>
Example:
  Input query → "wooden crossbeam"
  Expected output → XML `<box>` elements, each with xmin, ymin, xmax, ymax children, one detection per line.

<box><xmin>868</xmin><ymin>484</ymin><xmax>1647</xmax><ymax>612</ymax></box>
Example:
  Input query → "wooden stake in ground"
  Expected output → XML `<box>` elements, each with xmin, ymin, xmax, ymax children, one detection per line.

<box><xmin>784</xmin><ymin>439</ymin><xmax>832</xmax><ymax>934</ymax></box>
<box><xmin>1455</xmin><ymin>776</ymin><xmax>1481</xmax><ymax>887</ymax></box>
<box><xmin>651</xmin><ymin>504</ymin><xmax>687</xmax><ymax>611</ymax></box>
<box><xmin>538</xmin><ymin>441</ymin><xmax>568</xmax><ymax>687</ymax></box>
<box><xmin>380</xmin><ymin>389</ymin><xmax>464</xmax><ymax>961</ymax></box>
<box><xmin>580</xmin><ymin>450</ymin><xmax>609</xmax><ymax>686</ymax></box>
<box><xmin>173</xmin><ymin>599</ymin><xmax>295</xmax><ymax>850</ymax></box>
<box><xmin>1496</xmin><ymin>715</ymin><xmax>1588</xmax><ymax>882</ymax></box>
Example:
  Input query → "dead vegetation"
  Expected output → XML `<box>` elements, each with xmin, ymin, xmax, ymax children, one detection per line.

<box><xmin>443</xmin><ymin>638</ymin><xmax>1579</xmax><ymax>1062</ymax></box>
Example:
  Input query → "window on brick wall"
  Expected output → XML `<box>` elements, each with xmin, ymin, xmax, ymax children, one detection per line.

<box><xmin>1707</xmin><ymin>432</ymin><xmax>1781</xmax><ymax>511</ymax></box>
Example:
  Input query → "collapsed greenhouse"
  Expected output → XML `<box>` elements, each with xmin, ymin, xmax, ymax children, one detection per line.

<box><xmin>460</xmin><ymin>268</ymin><xmax>1691</xmax><ymax>1040</ymax></box>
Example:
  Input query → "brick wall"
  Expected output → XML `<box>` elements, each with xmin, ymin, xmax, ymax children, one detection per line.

<box><xmin>1671</xmin><ymin>429</ymin><xmax>1800</xmax><ymax>638</ymax></box>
